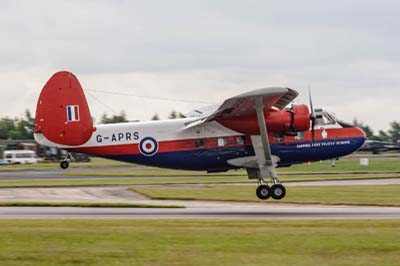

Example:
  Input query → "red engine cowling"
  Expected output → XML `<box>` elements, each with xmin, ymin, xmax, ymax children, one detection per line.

<box><xmin>216</xmin><ymin>104</ymin><xmax>310</xmax><ymax>135</ymax></box>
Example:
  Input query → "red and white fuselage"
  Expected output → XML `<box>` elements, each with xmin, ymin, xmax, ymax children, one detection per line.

<box><xmin>34</xmin><ymin>71</ymin><xmax>365</xmax><ymax>173</ymax></box>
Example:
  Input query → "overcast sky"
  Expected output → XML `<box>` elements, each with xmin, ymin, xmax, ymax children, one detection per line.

<box><xmin>1</xmin><ymin>0</ymin><xmax>399</xmax><ymax>131</ymax></box>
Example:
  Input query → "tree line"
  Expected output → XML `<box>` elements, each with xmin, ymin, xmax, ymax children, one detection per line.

<box><xmin>0</xmin><ymin>110</ymin><xmax>34</xmax><ymax>140</ymax></box>
<box><xmin>353</xmin><ymin>119</ymin><xmax>400</xmax><ymax>143</ymax></box>
<box><xmin>1</xmin><ymin>110</ymin><xmax>400</xmax><ymax>143</ymax></box>
<box><xmin>0</xmin><ymin>110</ymin><xmax>185</xmax><ymax>139</ymax></box>
<box><xmin>100</xmin><ymin>110</ymin><xmax>184</xmax><ymax>124</ymax></box>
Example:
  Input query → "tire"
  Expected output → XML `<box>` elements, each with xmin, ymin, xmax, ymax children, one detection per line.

<box><xmin>270</xmin><ymin>184</ymin><xmax>286</xmax><ymax>200</ymax></box>
<box><xmin>256</xmin><ymin>185</ymin><xmax>270</xmax><ymax>200</ymax></box>
<box><xmin>60</xmin><ymin>161</ymin><xmax>69</xmax><ymax>169</ymax></box>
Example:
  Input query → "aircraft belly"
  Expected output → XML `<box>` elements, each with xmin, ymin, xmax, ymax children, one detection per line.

<box><xmin>105</xmin><ymin>146</ymin><xmax>252</xmax><ymax>171</ymax></box>
<box><xmin>227</xmin><ymin>155</ymin><xmax>280</xmax><ymax>168</ymax></box>
<box><xmin>271</xmin><ymin>137</ymin><xmax>365</xmax><ymax>164</ymax></box>
<box><xmin>82</xmin><ymin>136</ymin><xmax>365</xmax><ymax>171</ymax></box>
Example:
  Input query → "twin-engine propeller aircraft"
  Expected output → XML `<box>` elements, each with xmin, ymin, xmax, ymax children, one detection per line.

<box><xmin>34</xmin><ymin>71</ymin><xmax>366</xmax><ymax>200</ymax></box>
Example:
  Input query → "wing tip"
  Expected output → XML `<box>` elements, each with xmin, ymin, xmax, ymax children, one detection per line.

<box><xmin>232</xmin><ymin>86</ymin><xmax>298</xmax><ymax>100</ymax></box>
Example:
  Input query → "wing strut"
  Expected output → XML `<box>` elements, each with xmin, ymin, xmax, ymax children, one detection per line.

<box><xmin>249</xmin><ymin>96</ymin><xmax>286</xmax><ymax>200</ymax></box>
<box><xmin>252</xmin><ymin>96</ymin><xmax>278</xmax><ymax>180</ymax></box>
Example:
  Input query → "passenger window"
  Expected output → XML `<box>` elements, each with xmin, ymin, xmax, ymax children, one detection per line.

<box><xmin>295</xmin><ymin>132</ymin><xmax>304</xmax><ymax>140</ymax></box>
<box><xmin>217</xmin><ymin>137</ymin><xmax>228</xmax><ymax>147</ymax></box>
<box><xmin>274</xmin><ymin>134</ymin><xmax>285</xmax><ymax>143</ymax></box>
<box><xmin>6</xmin><ymin>154</ymin><xmax>12</xmax><ymax>159</ymax></box>
<box><xmin>194</xmin><ymin>139</ymin><xmax>204</xmax><ymax>148</ymax></box>
<box><xmin>236</xmin><ymin>136</ymin><xmax>246</xmax><ymax>145</ymax></box>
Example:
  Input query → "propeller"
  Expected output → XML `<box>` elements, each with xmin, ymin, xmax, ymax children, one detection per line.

<box><xmin>308</xmin><ymin>87</ymin><xmax>316</xmax><ymax>141</ymax></box>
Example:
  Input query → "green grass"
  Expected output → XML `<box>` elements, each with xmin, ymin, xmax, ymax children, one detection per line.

<box><xmin>280</xmin><ymin>159</ymin><xmax>400</xmax><ymax>173</ymax></box>
<box><xmin>63</xmin><ymin>159</ymin><xmax>400</xmax><ymax>177</ymax></box>
<box><xmin>63</xmin><ymin>168</ymin><xmax>245</xmax><ymax>177</ymax></box>
<box><xmin>3</xmin><ymin>157</ymin><xmax>400</xmax><ymax>175</ymax></box>
<box><xmin>1</xmin><ymin>158</ymin><xmax>400</xmax><ymax>188</ymax></box>
<box><xmin>0</xmin><ymin>202</ymin><xmax>182</xmax><ymax>208</ymax></box>
<box><xmin>3</xmin><ymin>172</ymin><xmax>400</xmax><ymax>188</ymax></box>
<box><xmin>64</xmin><ymin>170</ymin><xmax>400</xmax><ymax>181</ymax></box>
<box><xmin>132</xmin><ymin>184</ymin><xmax>400</xmax><ymax>207</ymax></box>
<box><xmin>0</xmin><ymin>157</ymin><xmax>131</xmax><ymax>171</ymax></box>
<box><xmin>1</xmin><ymin>173</ymin><xmax>400</xmax><ymax>189</ymax></box>
<box><xmin>0</xmin><ymin>176</ymin><xmax>248</xmax><ymax>188</ymax></box>
<box><xmin>0</xmin><ymin>219</ymin><xmax>399</xmax><ymax>266</ymax></box>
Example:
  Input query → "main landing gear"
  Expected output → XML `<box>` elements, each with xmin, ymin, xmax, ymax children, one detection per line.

<box><xmin>250</xmin><ymin>95</ymin><xmax>288</xmax><ymax>201</ymax></box>
<box><xmin>256</xmin><ymin>179</ymin><xmax>286</xmax><ymax>200</ymax></box>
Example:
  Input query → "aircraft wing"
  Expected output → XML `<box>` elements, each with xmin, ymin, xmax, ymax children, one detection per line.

<box><xmin>184</xmin><ymin>87</ymin><xmax>298</xmax><ymax>129</ymax></box>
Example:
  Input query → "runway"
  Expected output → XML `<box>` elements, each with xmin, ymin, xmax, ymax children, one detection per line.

<box><xmin>2</xmin><ymin>168</ymin><xmax>400</xmax><ymax>187</ymax></box>
<box><xmin>0</xmin><ymin>167</ymin><xmax>140</xmax><ymax>180</ymax></box>
<box><xmin>0</xmin><ymin>186</ymin><xmax>400</xmax><ymax>219</ymax></box>
<box><xmin>1</xmin><ymin>168</ymin><xmax>400</xmax><ymax>220</ymax></box>
<box><xmin>2</xmin><ymin>204</ymin><xmax>400</xmax><ymax>219</ymax></box>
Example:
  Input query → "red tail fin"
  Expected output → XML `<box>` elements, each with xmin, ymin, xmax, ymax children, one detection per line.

<box><xmin>34</xmin><ymin>71</ymin><xmax>93</xmax><ymax>146</ymax></box>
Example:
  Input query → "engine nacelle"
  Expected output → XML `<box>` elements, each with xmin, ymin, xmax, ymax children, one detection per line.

<box><xmin>216</xmin><ymin>104</ymin><xmax>310</xmax><ymax>135</ymax></box>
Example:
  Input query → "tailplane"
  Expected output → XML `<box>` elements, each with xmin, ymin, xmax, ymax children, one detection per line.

<box><xmin>34</xmin><ymin>71</ymin><xmax>94</xmax><ymax>146</ymax></box>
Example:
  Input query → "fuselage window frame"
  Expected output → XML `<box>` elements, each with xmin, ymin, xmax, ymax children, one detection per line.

<box><xmin>274</xmin><ymin>134</ymin><xmax>285</xmax><ymax>143</ymax></box>
<box><xmin>295</xmin><ymin>132</ymin><xmax>305</xmax><ymax>141</ymax></box>
<box><xmin>217</xmin><ymin>137</ymin><xmax>229</xmax><ymax>147</ymax></box>
<box><xmin>235</xmin><ymin>136</ymin><xmax>246</xmax><ymax>145</ymax></box>
<box><xmin>194</xmin><ymin>139</ymin><xmax>205</xmax><ymax>148</ymax></box>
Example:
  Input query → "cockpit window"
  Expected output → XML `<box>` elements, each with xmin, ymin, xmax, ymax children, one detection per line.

<box><xmin>315</xmin><ymin>111</ymin><xmax>336</xmax><ymax>126</ymax></box>
<box><xmin>324</xmin><ymin>112</ymin><xmax>337</xmax><ymax>124</ymax></box>
<box><xmin>274</xmin><ymin>134</ymin><xmax>285</xmax><ymax>143</ymax></box>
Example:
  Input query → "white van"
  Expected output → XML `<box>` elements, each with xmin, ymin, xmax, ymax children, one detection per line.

<box><xmin>3</xmin><ymin>150</ymin><xmax>39</xmax><ymax>164</ymax></box>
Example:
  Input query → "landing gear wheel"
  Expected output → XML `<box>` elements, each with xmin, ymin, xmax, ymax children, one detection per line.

<box><xmin>60</xmin><ymin>161</ymin><xmax>69</xmax><ymax>170</ymax></box>
<box><xmin>256</xmin><ymin>185</ymin><xmax>270</xmax><ymax>200</ymax></box>
<box><xmin>270</xmin><ymin>184</ymin><xmax>286</xmax><ymax>200</ymax></box>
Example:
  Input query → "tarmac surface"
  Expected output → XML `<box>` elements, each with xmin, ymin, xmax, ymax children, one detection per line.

<box><xmin>1</xmin><ymin>167</ymin><xmax>400</xmax><ymax>219</ymax></box>
<box><xmin>2</xmin><ymin>168</ymin><xmax>400</xmax><ymax>187</ymax></box>
<box><xmin>0</xmin><ymin>168</ymin><xmax>133</xmax><ymax>180</ymax></box>
<box><xmin>2</xmin><ymin>205</ymin><xmax>400</xmax><ymax>219</ymax></box>
<box><xmin>0</xmin><ymin>185</ymin><xmax>400</xmax><ymax>219</ymax></box>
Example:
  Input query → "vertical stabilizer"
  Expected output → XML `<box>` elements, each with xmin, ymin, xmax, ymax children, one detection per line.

<box><xmin>34</xmin><ymin>71</ymin><xmax>93</xmax><ymax>146</ymax></box>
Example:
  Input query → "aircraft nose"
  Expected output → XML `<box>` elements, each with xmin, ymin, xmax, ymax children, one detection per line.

<box><xmin>353</xmin><ymin>127</ymin><xmax>367</xmax><ymax>150</ymax></box>
<box><xmin>355</xmin><ymin>127</ymin><xmax>367</xmax><ymax>139</ymax></box>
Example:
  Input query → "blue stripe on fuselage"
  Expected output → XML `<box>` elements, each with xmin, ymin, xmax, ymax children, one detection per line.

<box><xmin>67</xmin><ymin>106</ymin><xmax>72</xmax><ymax>121</ymax></box>
<box><xmin>102</xmin><ymin>137</ymin><xmax>365</xmax><ymax>171</ymax></box>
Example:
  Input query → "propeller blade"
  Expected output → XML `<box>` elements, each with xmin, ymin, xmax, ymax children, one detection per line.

<box><xmin>308</xmin><ymin>87</ymin><xmax>316</xmax><ymax>141</ymax></box>
<box><xmin>308</xmin><ymin>86</ymin><xmax>315</xmax><ymax>118</ymax></box>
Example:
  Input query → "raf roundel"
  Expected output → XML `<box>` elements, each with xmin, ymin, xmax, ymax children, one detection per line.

<box><xmin>139</xmin><ymin>137</ymin><xmax>159</xmax><ymax>157</ymax></box>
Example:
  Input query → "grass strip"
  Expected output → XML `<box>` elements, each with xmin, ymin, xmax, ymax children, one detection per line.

<box><xmin>62</xmin><ymin>159</ymin><xmax>400</xmax><ymax>177</ymax></box>
<box><xmin>0</xmin><ymin>219</ymin><xmax>399</xmax><ymax>266</ymax></box>
<box><xmin>131</xmin><ymin>184</ymin><xmax>400</xmax><ymax>207</ymax></box>
<box><xmin>63</xmin><ymin>169</ymin><xmax>400</xmax><ymax>177</ymax></box>
<box><xmin>0</xmin><ymin>176</ymin><xmax>247</xmax><ymax>188</ymax></box>
<box><xmin>1</xmin><ymin>173</ymin><xmax>400</xmax><ymax>188</ymax></box>
<box><xmin>0</xmin><ymin>157</ymin><xmax>132</xmax><ymax>171</ymax></box>
<box><xmin>3</xmin><ymin>158</ymin><xmax>400</xmax><ymax>174</ymax></box>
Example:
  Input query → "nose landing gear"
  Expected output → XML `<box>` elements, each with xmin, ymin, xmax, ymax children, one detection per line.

<box><xmin>60</xmin><ymin>160</ymin><xmax>69</xmax><ymax>169</ymax></box>
<box><xmin>59</xmin><ymin>153</ymin><xmax>73</xmax><ymax>170</ymax></box>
